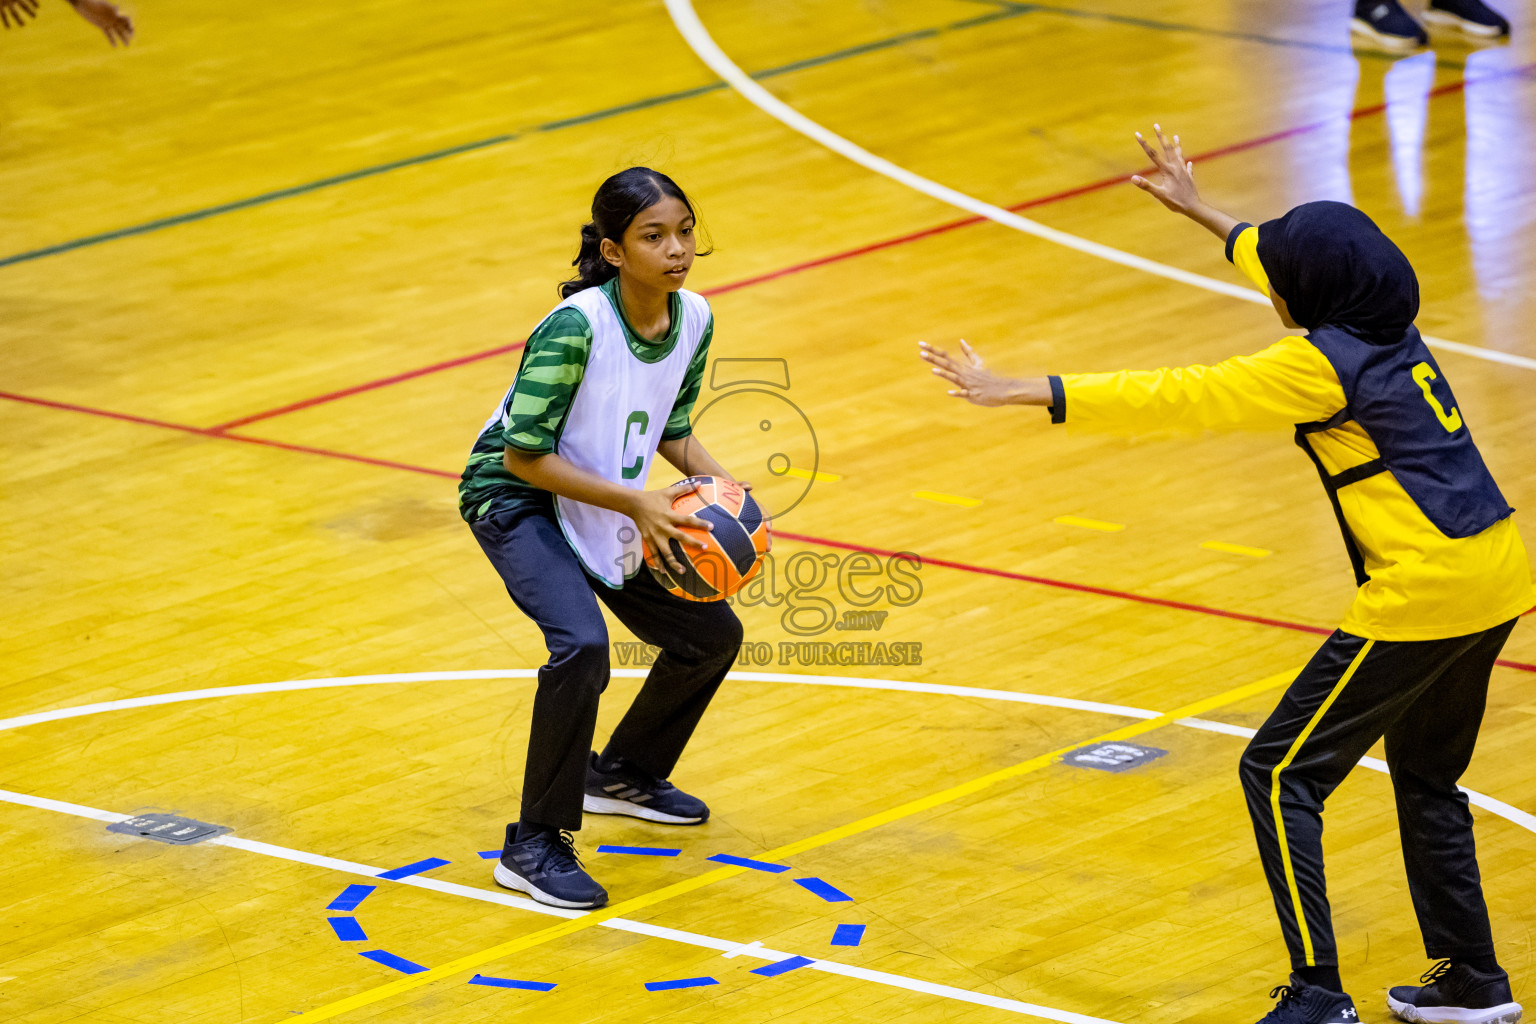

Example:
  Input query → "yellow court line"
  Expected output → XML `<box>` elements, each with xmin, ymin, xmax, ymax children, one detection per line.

<box><xmin>290</xmin><ymin>666</ymin><xmax>1301</xmax><ymax>1021</ymax></box>
<box><xmin>1269</xmin><ymin>641</ymin><xmax>1372</xmax><ymax>966</ymax></box>
<box><xmin>780</xmin><ymin>466</ymin><xmax>841</xmax><ymax>482</ymax></box>
<box><xmin>913</xmin><ymin>490</ymin><xmax>982</xmax><ymax>508</ymax></box>
<box><xmin>1201</xmin><ymin>540</ymin><xmax>1272</xmax><ymax>558</ymax></box>
<box><xmin>1054</xmin><ymin>515</ymin><xmax>1125</xmax><ymax>532</ymax></box>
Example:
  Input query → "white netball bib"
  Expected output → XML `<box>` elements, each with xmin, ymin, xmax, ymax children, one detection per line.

<box><xmin>554</xmin><ymin>286</ymin><xmax>710</xmax><ymax>587</ymax></box>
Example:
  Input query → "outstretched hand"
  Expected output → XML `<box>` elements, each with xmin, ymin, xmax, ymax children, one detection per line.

<box><xmin>919</xmin><ymin>340</ymin><xmax>1022</xmax><ymax>407</ymax></box>
<box><xmin>70</xmin><ymin>0</ymin><xmax>133</xmax><ymax>45</ymax></box>
<box><xmin>1130</xmin><ymin>124</ymin><xmax>1200</xmax><ymax>216</ymax></box>
<box><xmin>1</xmin><ymin>0</ymin><xmax>41</xmax><ymax>29</ymax></box>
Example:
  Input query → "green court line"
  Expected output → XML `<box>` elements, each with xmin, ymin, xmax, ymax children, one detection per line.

<box><xmin>534</xmin><ymin>7</ymin><xmax>1023</xmax><ymax>133</ymax></box>
<box><xmin>0</xmin><ymin>7</ymin><xmax>1029</xmax><ymax>271</ymax></box>
<box><xmin>959</xmin><ymin>0</ymin><xmax>1466</xmax><ymax>70</ymax></box>
<box><xmin>0</xmin><ymin>134</ymin><xmax>517</xmax><ymax>269</ymax></box>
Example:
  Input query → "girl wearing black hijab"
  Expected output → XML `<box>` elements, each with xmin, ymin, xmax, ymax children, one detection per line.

<box><xmin>919</xmin><ymin>126</ymin><xmax>1531</xmax><ymax>1024</ymax></box>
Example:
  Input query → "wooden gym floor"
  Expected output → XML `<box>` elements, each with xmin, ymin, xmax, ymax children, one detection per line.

<box><xmin>2</xmin><ymin>0</ymin><xmax>1534</xmax><ymax>1021</ymax></box>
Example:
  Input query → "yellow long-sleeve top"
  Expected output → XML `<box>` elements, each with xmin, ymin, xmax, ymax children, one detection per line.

<box><xmin>1051</xmin><ymin>228</ymin><xmax>1533</xmax><ymax>641</ymax></box>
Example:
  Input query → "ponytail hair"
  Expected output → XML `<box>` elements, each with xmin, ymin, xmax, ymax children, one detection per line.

<box><xmin>565</xmin><ymin>220</ymin><xmax>616</xmax><ymax>299</ymax></box>
<box><xmin>560</xmin><ymin>167</ymin><xmax>706</xmax><ymax>298</ymax></box>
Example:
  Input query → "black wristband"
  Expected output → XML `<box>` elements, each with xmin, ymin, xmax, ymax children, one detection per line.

<box><xmin>1047</xmin><ymin>375</ymin><xmax>1066</xmax><ymax>425</ymax></box>
<box><xmin>1225</xmin><ymin>222</ymin><xmax>1252</xmax><ymax>264</ymax></box>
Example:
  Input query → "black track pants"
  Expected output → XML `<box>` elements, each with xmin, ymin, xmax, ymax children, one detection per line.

<box><xmin>1238</xmin><ymin>618</ymin><xmax>1517</xmax><ymax>969</ymax></box>
<box><xmin>471</xmin><ymin>502</ymin><xmax>742</xmax><ymax>831</ymax></box>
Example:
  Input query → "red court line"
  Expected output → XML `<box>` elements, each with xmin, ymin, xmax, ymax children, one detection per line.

<box><xmin>700</xmin><ymin>76</ymin><xmax>1492</xmax><ymax>298</ymax></box>
<box><xmin>4</xmin><ymin>386</ymin><xmax>1533</xmax><ymax>673</ymax></box>
<box><xmin>704</xmin><ymin>167</ymin><xmax>1176</xmax><ymax>296</ymax></box>
<box><xmin>192</xmin><ymin>169</ymin><xmax>1203</xmax><ymax>432</ymax></box>
<box><xmin>1</xmin><ymin>390</ymin><xmax>457</xmax><ymax>480</ymax></box>
<box><xmin>214</xmin><ymin>435</ymin><xmax>459</xmax><ymax>478</ymax></box>
<box><xmin>208</xmin><ymin>341</ymin><xmax>528</xmax><ymax>432</ymax></box>
<box><xmin>1</xmin><ymin>390</ymin><xmax>212</xmax><ymax>436</ymax></box>
<box><xmin>779</xmin><ymin>530</ymin><xmax>1536</xmax><ymax>671</ymax></box>
<box><xmin>686</xmin><ymin>171</ymin><xmax>1172</xmax><ymax>297</ymax></box>
<box><xmin>775</xmin><ymin>530</ymin><xmax>1334</xmax><ymax>637</ymax></box>
<box><xmin>218</xmin><ymin>63</ymin><xmax>1527</xmax><ymax>433</ymax></box>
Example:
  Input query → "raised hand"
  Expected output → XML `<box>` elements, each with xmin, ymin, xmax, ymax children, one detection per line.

<box><xmin>69</xmin><ymin>0</ymin><xmax>133</xmax><ymax>45</ymax></box>
<box><xmin>1</xmin><ymin>0</ymin><xmax>41</xmax><ymax>29</ymax></box>
<box><xmin>1130</xmin><ymin>124</ymin><xmax>1200</xmax><ymax>216</ymax></box>
<box><xmin>1128</xmin><ymin>125</ymin><xmax>1241</xmax><ymax>241</ymax></box>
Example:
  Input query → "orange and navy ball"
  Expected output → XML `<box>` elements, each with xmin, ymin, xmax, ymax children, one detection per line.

<box><xmin>643</xmin><ymin>476</ymin><xmax>771</xmax><ymax>602</ymax></box>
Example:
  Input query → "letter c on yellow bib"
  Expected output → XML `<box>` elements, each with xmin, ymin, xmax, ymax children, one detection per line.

<box><xmin>1412</xmin><ymin>362</ymin><xmax>1462</xmax><ymax>433</ymax></box>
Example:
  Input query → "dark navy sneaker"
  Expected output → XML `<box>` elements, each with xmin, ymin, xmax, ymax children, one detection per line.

<box><xmin>583</xmin><ymin>751</ymin><xmax>709</xmax><ymax>825</ymax></box>
<box><xmin>492</xmin><ymin>823</ymin><xmax>608</xmax><ymax>909</ymax></box>
<box><xmin>1352</xmin><ymin>0</ymin><xmax>1430</xmax><ymax>50</ymax></box>
<box><xmin>1256</xmin><ymin>976</ymin><xmax>1360</xmax><ymax>1024</ymax></box>
<box><xmin>1388</xmin><ymin>960</ymin><xmax>1522</xmax><ymax>1024</ymax></box>
<box><xmin>1424</xmin><ymin>0</ymin><xmax>1510</xmax><ymax>38</ymax></box>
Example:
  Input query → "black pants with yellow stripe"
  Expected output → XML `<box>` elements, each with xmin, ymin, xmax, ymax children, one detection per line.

<box><xmin>1238</xmin><ymin>618</ymin><xmax>1517</xmax><ymax>969</ymax></box>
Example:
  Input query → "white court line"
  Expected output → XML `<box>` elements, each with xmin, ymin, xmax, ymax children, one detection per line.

<box><xmin>719</xmin><ymin>939</ymin><xmax>766</xmax><ymax>958</ymax></box>
<box><xmin>0</xmin><ymin>669</ymin><xmax>1158</xmax><ymax>734</ymax></box>
<box><xmin>0</xmin><ymin>670</ymin><xmax>539</xmax><ymax>733</ymax></box>
<box><xmin>0</xmin><ymin>789</ymin><xmax>130</xmax><ymax>824</ymax></box>
<box><xmin>662</xmin><ymin>0</ymin><xmax>1536</xmax><ymax>374</ymax></box>
<box><xmin>2</xmin><ymin>670</ymin><xmax>1532</xmax><ymax>1022</ymax></box>
<box><xmin>0</xmin><ymin>782</ymin><xmax>1118</xmax><ymax>1024</ymax></box>
<box><xmin>2</xmin><ymin>670</ymin><xmax>1530</xmax><ymax>832</ymax></box>
<box><xmin>729</xmin><ymin>670</ymin><xmax>1161</xmax><ymax>720</ymax></box>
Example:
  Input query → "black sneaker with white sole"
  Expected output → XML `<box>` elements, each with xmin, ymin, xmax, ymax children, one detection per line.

<box><xmin>1352</xmin><ymin>0</ymin><xmax>1430</xmax><ymax>50</ymax></box>
<box><xmin>1424</xmin><ymin>0</ymin><xmax>1510</xmax><ymax>38</ymax></box>
<box><xmin>1256</xmin><ymin>976</ymin><xmax>1361</xmax><ymax>1024</ymax></box>
<box><xmin>492</xmin><ymin>823</ymin><xmax>608</xmax><ymax>909</ymax></box>
<box><xmin>583</xmin><ymin>751</ymin><xmax>709</xmax><ymax>824</ymax></box>
<box><xmin>1388</xmin><ymin>960</ymin><xmax>1523</xmax><ymax>1024</ymax></box>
